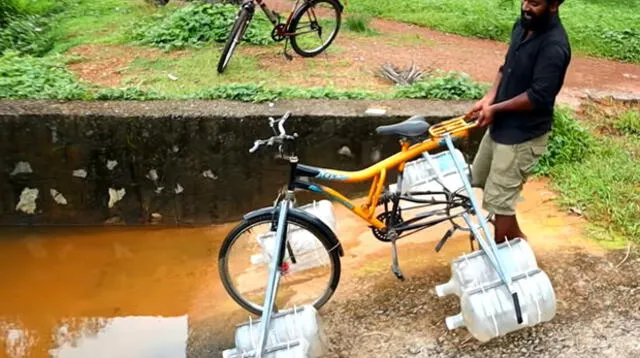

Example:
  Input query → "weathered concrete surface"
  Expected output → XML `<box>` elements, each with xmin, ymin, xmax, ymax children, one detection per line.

<box><xmin>0</xmin><ymin>99</ymin><xmax>482</xmax><ymax>226</ymax></box>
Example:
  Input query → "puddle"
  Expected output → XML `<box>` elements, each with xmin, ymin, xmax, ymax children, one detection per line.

<box><xmin>0</xmin><ymin>225</ymin><xmax>242</xmax><ymax>358</ymax></box>
<box><xmin>0</xmin><ymin>179</ymin><xmax>605</xmax><ymax>357</ymax></box>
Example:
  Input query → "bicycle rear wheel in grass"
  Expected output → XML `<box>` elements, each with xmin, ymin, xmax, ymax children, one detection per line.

<box><xmin>289</xmin><ymin>0</ymin><xmax>342</xmax><ymax>57</ymax></box>
<box><xmin>218</xmin><ymin>209</ymin><xmax>342</xmax><ymax>315</ymax></box>
<box><xmin>217</xmin><ymin>6</ymin><xmax>252</xmax><ymax>74</ymax></box>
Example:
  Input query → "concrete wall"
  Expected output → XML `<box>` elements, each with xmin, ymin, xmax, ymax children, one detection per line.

<box><xmin>0</xmin><ymin>99</ymin><xmax>483</xmax><ymax>226</ymax></box>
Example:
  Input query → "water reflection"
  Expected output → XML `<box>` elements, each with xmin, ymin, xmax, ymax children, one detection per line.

<box><xmin>1</xmin><ymin>316</ymin><xmax>189</xmax><ymax>358</ymax></box>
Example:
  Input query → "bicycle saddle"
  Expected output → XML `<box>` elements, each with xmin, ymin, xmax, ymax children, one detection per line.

<box><xmin>375</xmin><ymin>115</ymin><xmax>431</xmax><ymax>137</ymax></box>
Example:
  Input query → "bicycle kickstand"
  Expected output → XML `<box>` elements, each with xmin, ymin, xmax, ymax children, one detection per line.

<box><xmin>388</xmin><ymin>230</ymin><xmax>405</xmax><ymax>281</ymax></box>
<box><xmin>283</xmin><ymin>39</ymin><xmax>293</xmax><ymax>61</ymax></box>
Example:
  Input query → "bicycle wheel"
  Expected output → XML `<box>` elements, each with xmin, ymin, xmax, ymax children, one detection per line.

<box><xmin>288</xmin><ymin>0</ymin><xmax>342</xmax><ymax>57</ymax></box>
<box><xmin>217</xmin><ymin>6</ymin><xmax>252</xmax><ymax>74</ymax></box>
<box><xmin>218</xmin><ymin>209</ymin><xmax>341</xmax><ymax>315</ymax></box>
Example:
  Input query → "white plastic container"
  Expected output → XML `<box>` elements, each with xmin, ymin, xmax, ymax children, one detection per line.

<box><xmin>445</xmin><ymin>268</ymin><xmax>557</xmax><ymax>342</ymax></box>
<box><xmin>223</xmin><ymin>338</ymin><xmax>312</xmax><ymax>358</ymax></box>
<box><xmin>402</xmin><ymin>148</ymin><xmax>468</xmax><ymax>192</ymax></box>
<box><xmin>250</xmin><ymin>201</ymin><xmax>336</xmax><ymax>273</ymax></box>
<box><xmin>388</xmin><ymin>149</ymin><xmax>470</xmax><ymax>210</ymax></box>
<box><xmin>435</xmin><ymin>238</ymin><xmax>538</xmax><ymax>297</ymax></box>
<box><xmin>233</xmin><ymin>306</ymin><xmax>327</xmax><ymax>358</ymax></box>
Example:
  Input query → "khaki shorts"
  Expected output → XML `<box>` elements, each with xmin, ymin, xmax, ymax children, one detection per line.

<box><xmin>471</xmin><ymin>130</ymin><xmax>549</xmax><ymax>216</ymax></box>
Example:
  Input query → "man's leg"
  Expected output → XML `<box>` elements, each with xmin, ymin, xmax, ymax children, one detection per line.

<box><xmin>482</xmin><ymin>133</ymin><xmax>549</xmax><ymax>243</ymax></box>
<box><xmin>471</xmin><ymin>129</ymin><xmax>494</xmax><ymax>189</ymax></box>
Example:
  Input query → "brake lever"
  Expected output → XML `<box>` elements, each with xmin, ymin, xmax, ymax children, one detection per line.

<box><xmin>277</xmin><ymin>111</ymin><xmax>291</xmax><ymax>136</ymax></box>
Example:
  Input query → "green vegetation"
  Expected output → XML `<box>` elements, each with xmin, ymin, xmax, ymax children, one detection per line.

<box><xmin>533</xmin><ymin>107</ymin><xmax>595</xmax><ymax>176</ymax></box>
<box><xmin>614</xmin><ymin>110</ymin><xmax>640</xmax><ymax>136</ymax></box>
<box><xmin>393</xmin><ymin>71</ymin><xmax>487</xmax><ymax>100</ymax></box>
<box><xmin>534</xmin><ymin>102</ymin><xmax>640</xmax><ymax>245</ymax></box>
<box><xmin>344</xmin><ymin>15</ymin><xmax>378</xmax><ymax>36</ymax></box>
<box><xmin>0</xmin><ymin>50</ymin><xmax>89</xmax><ymax>100</ymax></box>
<box><xmin>347</xmin><ymin>0</ymin><xmax>640</xmax><ymax>63</ymax></box>
<box><xmin>132</xmin><ymin>3</ymin><xmax>274</xmax><ymax>51</ymax></box>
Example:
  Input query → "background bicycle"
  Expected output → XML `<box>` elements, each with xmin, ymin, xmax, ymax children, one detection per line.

<box><xmin>217</xmin><ymin>0</ymin><xmax>344</xmax><ymax>73</ymax></box>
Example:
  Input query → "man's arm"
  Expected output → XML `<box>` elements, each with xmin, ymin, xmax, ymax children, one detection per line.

<box><xmin>492</xmin><ymin>42</ymin><xmax>570</xmax><ymax>115</ymax></box>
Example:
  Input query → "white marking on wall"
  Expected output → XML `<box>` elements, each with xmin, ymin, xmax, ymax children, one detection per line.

<box><xmin>172</xmin><ymin>145</ymin><xmax>179</xmax><ymax>153</ymax></box>
<box><xmin>73</xmin><ymin>169</ymin><xmax>87</xmax><ymax>178</ymax></box>
<box><xmin>108</xmin><ymin>188</ymin><xmax>126</xmax><ymax>208</ymax></box>
<box><xmin>338</xmin><ymin>146</ymin><xmax>354</xmax><ymax>158</ymax></box>
<box><xmin>202</xmin><ymin>170</ymin><xmax>218</xmax><ymax>180</ymax></box>
<box><xmin>175</xmin><ymin>183</ymin><xmax>184</xmax><ymax>194</ymax></box>
<box><xmin>10</xmin><ymin>161</ymin><xmax>33</xmax><ymax>176</ymax></box>
<box><xmin>146</xmin><ymin>169</ymin><xmax>159</xmax><ymax>182</ymax></box>
<box><xmin>50</xmin><ymin>124</ymin><xmax>59</xmax><ymax>143</ymax></box>
<box><xmin>107</xmin><ymin>160</ymin><xmax>118</xmax><ymax>170</ymax></box>
<box><xmin>16</xmin><ymin>188</ymin><xmax>38</xmax><ymax>214</ymax></box>
<box><xmin>50</xmin><ymin>189</ymin><xmax>68</xmax><ymax>205</ymax></box>
<box><xmin>371</xmin><ymin>148</ymin><xmax>381</xmax><ymax>162</ymax></box>
<box><xmin>155</xmin><ymin>187</ymin><xmax>164</xmax><ymax>194</ymax></box>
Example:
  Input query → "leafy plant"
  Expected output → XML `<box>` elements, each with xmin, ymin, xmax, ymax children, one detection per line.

<box><xmin>533</xmin><ymin>107</ymin><xmax>595</xmax><ymax>176</ymax></box>
<box><xmin>600</xmin><ymin>29</ymin><xmax>640</xmax><ymax>63</ymax></box>
<box><xmin>0</xmin><ymin>50</ymin><xmax>89</xmax><ymax>100</ymax></box>
<box><xmin>132</xmin><ymin>3</ymin><xmax>273</xmax><ymax>51</ymax></box>
<box><xmin>614</xmin><ymin>109</ymin><xmax>640</xmax><ymax>136</ymax></box>
<box><xmin>393</xmin><ymin>71</ymin><xmax>487</xmax><ymax>100</ymax></box>
<box><xmin>0</xmin><ymin>14</ymin><xmax>54</xmax><ymax>56</ymax></box>
<box><xmin>0</xmin><ymin>0</ymin><xmax>20</xmax><ymax>27</ymax></box>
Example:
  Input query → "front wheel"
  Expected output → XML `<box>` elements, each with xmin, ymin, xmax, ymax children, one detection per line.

<box><xmin>217</xmin><ymin>6</ymin><xmax>252</xmax><ymax>74</ymax></box>
<box><xmin>288</xmin><ymin>0</ymin><xmax>342</xmax><ymax>57</ymax></box>
<box><xmin>218</xmin><ymin>209</ymin><xmax>342</xmax><ymax>315</ymax></box>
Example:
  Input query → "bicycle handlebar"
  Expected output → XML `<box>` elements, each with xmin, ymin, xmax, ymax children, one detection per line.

<box><xmin>249</xmin><ymin>111</ymin><xmax>297</xmax><ymax>154</ymax></box>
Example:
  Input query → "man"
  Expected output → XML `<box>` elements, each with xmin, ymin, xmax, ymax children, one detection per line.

<box><xmin>467</xmin><ymin>0</ymin><xmax>571</xmax><ymax>244</ymax></box>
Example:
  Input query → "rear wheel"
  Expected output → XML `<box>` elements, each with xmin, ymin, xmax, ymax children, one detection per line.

<box><xmin>289</xmin><ymin>0</ymin><xmax>342</xmax><ymax>57</ymax></box>
<box><xmin>217</xmin><ymin>6</ymin><xmax>252</xmax><ymax>74</ymax></box>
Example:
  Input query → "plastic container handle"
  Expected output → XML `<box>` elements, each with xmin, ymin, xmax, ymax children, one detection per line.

<box><xmin>512</xmin><ymin>292</ymin><xmax>523</xmax><ymax>324</ymax></box>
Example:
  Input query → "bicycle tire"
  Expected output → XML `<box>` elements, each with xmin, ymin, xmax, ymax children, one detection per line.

<box><xmin>217</xmin><ymin>6</ymin><xmax>252</xmax><ymax>74</ymax></box>
<box><xmin>288</xmin><ymin>0</ymin><xmax>342</xmax><ymax>58</ymax></box>
<box><xmin>218</xmin><ymin>209</ymin><xmax>342</xmax><ymax>315</ymax></box>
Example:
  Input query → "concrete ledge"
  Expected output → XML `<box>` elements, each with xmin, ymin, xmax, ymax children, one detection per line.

<box><xmin>0</xmin><ymin>99</ymin><xmax>481</xmax><ymax>226</ymax></box>
<box><xmin>0</xmin><ymin>99</ymin><xmax>474</xmax><ymax>119</ymax></box>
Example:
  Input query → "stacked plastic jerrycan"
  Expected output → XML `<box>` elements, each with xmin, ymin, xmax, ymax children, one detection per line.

<box><xmin>250</xmin><ymin>200</ymin><xmax>336</xmax><ymax>273</ymax></box>
<box><xmin>436</xmin><ymin>238</ymin><xmax>557</xmax><ymax>342</ymax></box>
<box><xmin>388</xmin><ymin>148</ymin><xmax>470</xmax><ymax>210</ymax></box>
<box><xmin>421</xmin><ymin>135</ymin><xmax>558</xmax><ymax>343</ymax></box>
<box><xmin>223</xmin><ymin>306</ymin><xmax>328</xmax><ymax>358</ymax></box>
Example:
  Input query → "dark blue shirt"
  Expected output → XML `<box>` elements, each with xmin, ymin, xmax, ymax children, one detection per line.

<box><xmin>490</xmin><ymin>13</ymin><xmax>572</xmax><ymax>145</ymax></box>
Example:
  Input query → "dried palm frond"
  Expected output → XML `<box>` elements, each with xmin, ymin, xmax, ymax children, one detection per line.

<box><xmin>377</xmin><ymin>62</ymin><xmax>428</xmax><ymax>85</ymax></box>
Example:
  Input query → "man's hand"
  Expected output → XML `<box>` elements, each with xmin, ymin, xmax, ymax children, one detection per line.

<box><xmin>477</xmin><ymin>104</ymin><xmax>496</xmax><ymax>127</ymax></box>
<box><xmin>466</xmin><ymin>97</ymin><xmax>488</xmax><ymax>120</ymax></box>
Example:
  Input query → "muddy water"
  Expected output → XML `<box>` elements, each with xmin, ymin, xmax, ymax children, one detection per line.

<box><xmin>0</xmin><ymin>179</ymin><xmax>606</xmax><ymax>358</ymax></box>
<box><xmin>0</xmin><ymin>224</ymin><xmax>248</xmax><ymax>358</ymax></box>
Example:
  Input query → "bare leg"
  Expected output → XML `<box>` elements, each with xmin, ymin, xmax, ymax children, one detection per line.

<box><xmin>494</xmin><ymin>214</ymin><xmax>529</xmax><ymax>243</ymax></box>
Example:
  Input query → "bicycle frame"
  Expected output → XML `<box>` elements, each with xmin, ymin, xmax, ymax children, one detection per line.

<box><xmin>249</xmin><ymin>0</ymin><xmax>336</xmax><ymax>39</ymax></box>
<box><xmin>288</xmin><ymin>116</ymin><xmax>476</xmax><ymax>231</ymax></box>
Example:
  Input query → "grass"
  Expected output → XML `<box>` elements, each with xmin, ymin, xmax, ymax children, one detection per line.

<box><xmin>537</xmin><ymin>102</ymin><xmax>640</xmax><ymax>246</ymax></box>
<box><xmin>47</xmin><ymin>0</ymin><xmax>180</xmax><ymax>54</ymax></box>
<box><xmin>346</xmin><ymin>0</ymin><xmax>640</xmax><ymax>63</ymax></box>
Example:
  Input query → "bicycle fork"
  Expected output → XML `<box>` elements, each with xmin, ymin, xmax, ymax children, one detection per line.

<box><xmin>255</xmin><ymin>194</ymin><xmax>292</xmax><ymax>357</ymax></box>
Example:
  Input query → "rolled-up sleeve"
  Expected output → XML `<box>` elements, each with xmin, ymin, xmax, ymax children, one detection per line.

<box><xmin>526</xmin><ymin>42</ymin><xmax>570</xmax><ymax>110</ymax></box>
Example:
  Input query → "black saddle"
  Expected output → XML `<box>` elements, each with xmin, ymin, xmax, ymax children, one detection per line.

<box><xmin>375</xmin><ymin>115</ymin><xmax>431</xmax><ymax>137</ymax></box>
